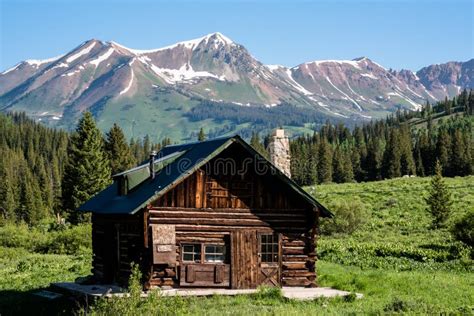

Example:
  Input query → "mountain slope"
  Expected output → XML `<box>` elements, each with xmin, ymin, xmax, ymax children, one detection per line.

<box><xmin>1</xmin><ymin>33</ymin><xmax>472</xmax><ymax>141</ymax></box>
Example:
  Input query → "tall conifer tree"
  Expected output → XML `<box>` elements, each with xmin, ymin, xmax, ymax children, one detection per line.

<box><xmin>105</xmin><ymin>123</ymin><xmax>136</xmax><ymax>174</ymax></box>
<box><xmin>425</xmin><ymin>160</ymin><xmax>452</xmax><ymax>228</ymax></box>
<box><xmin>318</xmin><ymin>139</ymin><xmax>333</xmax><ymax>183</ymax></box>
<box><xmin>62</xmin><ymin>112</ymin><xmax>111</xmax><ymax>224</ymax></box>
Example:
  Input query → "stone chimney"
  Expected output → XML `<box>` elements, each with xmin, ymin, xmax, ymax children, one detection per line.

<box><xmin>267</xmin><ymin>129</ymin><xmax>291</xmax><ymax>178</ymax></box>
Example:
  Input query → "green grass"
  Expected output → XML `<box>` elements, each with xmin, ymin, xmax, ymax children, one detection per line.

<box><xmin>312</xmin><ymin>176</ymin><xmax>474</xmax><ymax>273</ymax></box>
<box><xmin>0</xmin><ymin>246</ymin><xmax>91</xmax><ymax>315</ymax></box>
<box><xmin>83</xmin><ymin>261</ymin><xmax>473</xmax><ymax>315</ymax></box>
<box><xmin>0</xmin><ymin>176</ymin><xmax>473</xmax><ymax>315</ymax></box>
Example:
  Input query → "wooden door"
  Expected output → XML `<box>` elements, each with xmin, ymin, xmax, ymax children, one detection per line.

<box><xmin>258</xmin><ymin>233</ymin><xmax>281</xmax><ymax>287</ymax></box>
<box><xmin>102</xmin><ymin>224</ymin><xmax>120</xmax><ymax>283</ymax></box>
<box><xmin>231</xmin><ymin>230</ymin><xmax>258</xmax><ymax>289</ymax></box>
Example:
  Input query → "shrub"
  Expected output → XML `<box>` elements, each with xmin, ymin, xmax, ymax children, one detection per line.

<box><xmin>451</xmin><ymin>212</ymin><xmax>474</xmax><ymax>247</ymax></box>
<box><xmin>343</xmin><ymin>292</ymin><xmax>357</xmax><ymax>302</ymax></box>
<box><xmin>46</xmin><ymin>224</ymin><xmax>92</xmax><ymax>255</ymax></box>
<box><xmin>319</xmin><ymin>199</ymin><xmax>369</xmax><ymax>235</ymax></box>
<box><xmin>0</xmin><ymin>222</ymin><xmax>91</xmax><ymax>255</ymax></box>
<box><xmin>128</xmin><ymin>263</ymin><xmax>142</xmax><ymax>302</ymax></box>
<box><xmin>384</xmin><ymin>297</ymin><xmax>418</xmax><ymax>312</ymax></box>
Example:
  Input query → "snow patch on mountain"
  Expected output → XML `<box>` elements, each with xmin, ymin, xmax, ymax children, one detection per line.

<box><xmin>284</xmin><ymin>69</ymin><xmax>313</xmax><ymax>95</ymax></box>
<box><xmin>307</xmin><ymin>60</ymin><xmax>362</xmax><ymax>70</ymax></box>
<box><xmin>150</xmin><ymin>63</ymin><xmax>226</xmax><ymax>84</ymax></box>
<box><xmin>22</xmin><ymin>55</ymin><xmax>64</xmax><ymax>68</ymax></box>
<box><xmin>326</xmin><ymin>77</ymin><xmax>363</xmax><ymax>111</ymax></box>
<box><xmin>360</xmin><ymin>73</ymin><xmax>378</xmax><ymax>79</ymax></box>
<box><xmin>265</xmin><ymin>65</ymin><xmax>286</xmax><ymax>71</ymax></box>
<box><xmin>66</xmin><ymin>42</ymin><xmax>96</xmax><ymax>63</ymax></box>
<box><xmin>119</xmin><ymin>69</ymin><xmax>135</xmax><ymax>95</ymax></box>
<box><xmin>89</xmin><ymin>48</ymin><xmax>115</xmax><ymax>67</ymax></box>
<box><xmin>387</xmin><ymin>92</ymin><xmax>422</xmax><ymax>110</ymax></box>
<box><xmin>51</xmin><ymin>63</ymin><xmax>69</xmax><ymax>70</ymax></box>
<box><xmin>1</xmin><ymin>63</ymin><xmax>21</xmax><ymax>75</ymax></box>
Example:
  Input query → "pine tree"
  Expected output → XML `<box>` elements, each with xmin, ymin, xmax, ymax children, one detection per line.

<box><xmin>351</xmin><ymin>147</ymin><xmax>364</xmax><ymax>181</ymax></box>
<box><xmin>0</xmin><ymin>152</ymin><xmax>15</xmax><ymax>223</ymax></box>
<box><xmin>365</xmin><ymin>139</ymin><xmax>383</xmax><ymax>181</ymax></box>
<box><xmin>425</xmin><ymin>160</ymin><xmax>452</xmax><ymax>228</ymax></box>
<box><xmin>105</xmin><ymin>123</ymin><xmax>136</xmax><ymax>174</ymax></box>
<box><xmin>462</xmin><ymin>131</ymin><xmax>473</xmax><ymax>175</ymax></box>
<box><xmin>468</xmin><ymin>90</ymin><xmax>474</xmax><ymax>115</ymax></box>
<box><xmin>318</xmin><ymin>139</ymin><xmax>333</xmax><ymax>183</ymax></box>
<box><xmin>62</xmin><ymin>112</ymin><xmax>111</xmax><ymax>224</ymax></box>
<box><xmin>142</xmin><ymin>135</ymin><xmax>151</xmax><ymax>161</ymax></box>
<box><xmin>399</xmin><ymin>125</ymin><xmax>416</xmax><ymax>176</ymax></box>
<box><xmin>444</xmin><ymin>96</ymin><xmax>452</xmax><ymax>114</ymax></box>
<box><xmin>382</xmin><ymin>129</ymin><xmax>401</xmax><ymax>178</ymax></box>
<box><xmin>418</xmin><ymin>131</ymin><xmax>433</xmax><ymax>175</ymax></box>
<box><xmin>435</xmin><ymin>128</ymin><xmax>450</xmax><ymax>174</ymax></box>
<box><xmin>198</xmin><ymin>128</ymin><xmax>206</xmax><ymax>141</ymax></box>
<box><xmin>413</xmin><ymin>136</ymin><xmax>425</xmax><ymax>177</ymax></box>
<box><xmin>450</xmin><ymin>129</ymin><xmax>466</xmax><ymax>176</ymax></box>
<box><xmin>308</xmin><ymin>142</ymin><xmax>319</xmax><ymax>185</ymax></box>
<box><xmin>250</xmin><ymin>131</ymin><xmax>268</xmax><ymax>158</ymax></box>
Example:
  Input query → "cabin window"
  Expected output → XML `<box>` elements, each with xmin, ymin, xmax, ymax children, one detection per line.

<box><xmin>204</xmin><ymin>245</ymin><xmax>226</xmax><ymax>263</ymax></box>
<box><xmin>182</xmin><ymin>244</ymin><xmax>201</xmax><ymax>262</ymax></box>
<box><xmin>260</xmin><ymin>234</ymin><xmax>279</xmax><ymax>263</ymax></box>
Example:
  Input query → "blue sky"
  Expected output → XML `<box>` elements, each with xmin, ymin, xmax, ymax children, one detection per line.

<box><xmin>1</xmin><ymin>0</ymin><xmax>472</xmax><ymax>71</ymax></box>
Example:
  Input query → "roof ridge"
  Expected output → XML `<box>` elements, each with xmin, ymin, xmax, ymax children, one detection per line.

<box><xmin>163</xmin><ymin>134</ymin><xmax>237</xmax><ymax>149</ymax></box>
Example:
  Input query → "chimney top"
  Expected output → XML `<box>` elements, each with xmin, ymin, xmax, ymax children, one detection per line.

<box><xmin>268</xmin><ymin>128</ymin><xmax>291</xmax><ymax>178</ymax></box>
<box><xmin>272</xmin><ymin>129</ymin><xmax>286</xmax><ymax>138</ymax></box>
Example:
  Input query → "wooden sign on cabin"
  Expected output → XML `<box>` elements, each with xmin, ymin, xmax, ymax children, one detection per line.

<box><xmin>151</xmin><ymin>224</ymin><xmax>176</xmax><ymax>265</ymax></box>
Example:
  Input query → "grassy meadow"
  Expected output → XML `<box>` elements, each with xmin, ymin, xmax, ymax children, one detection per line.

<box><xmin>0</xmin><ymin>176</ymin><xmax>472</xmax><ymax>315</ymax></box>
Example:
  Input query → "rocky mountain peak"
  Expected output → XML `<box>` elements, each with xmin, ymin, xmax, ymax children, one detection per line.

<box><xmin>0</xmin><ymin>35</ymin><xmax>472</xmax><ymax>142</ymax></box>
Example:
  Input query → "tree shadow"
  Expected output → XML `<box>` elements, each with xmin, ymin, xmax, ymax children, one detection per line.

<box><xmin>0</xmin><ymin>287</ymin><xmax>86</xmax><ymax>316</ymax></box>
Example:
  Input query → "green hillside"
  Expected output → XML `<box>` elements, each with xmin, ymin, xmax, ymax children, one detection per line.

<box><xmin>1</xmin><ymin>176</ymin><xmax>472</xmax><ymax>314</ymax></box>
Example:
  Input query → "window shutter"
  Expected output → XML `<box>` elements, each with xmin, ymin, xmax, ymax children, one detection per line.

<box><xmin>215</xmin><ymin>265</ymin><xmax>224</xmax><ymax>283</ymax></box>
<box><xmin>186</xmin><ymin>265</ymin><xmax>196</xmax><ymax>283</ymax></box>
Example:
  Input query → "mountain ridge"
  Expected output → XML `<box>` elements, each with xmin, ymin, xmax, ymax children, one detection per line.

<box><xmin>1</xmin><ymin>32</ymin><xmax>472</xmax><ymax>141</ymax></box>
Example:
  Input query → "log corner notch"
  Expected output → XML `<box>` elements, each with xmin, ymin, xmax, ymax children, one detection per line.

<box><xmin>79</xmin><ymin>134</ymin><xmax>333</xmax><ymax>289</ymax></box>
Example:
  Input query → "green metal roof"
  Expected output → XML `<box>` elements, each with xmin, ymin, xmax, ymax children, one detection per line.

<box><xmin>78</xmin><ymin>135</ymin><xmax>332</xmax><ymax>217</ymax></box>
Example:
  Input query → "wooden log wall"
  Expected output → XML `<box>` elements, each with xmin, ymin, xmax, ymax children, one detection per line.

<box><xmin>91</xmin><ymin>213</ymin><xmax>144</xmax><ymax>285</ymax></box>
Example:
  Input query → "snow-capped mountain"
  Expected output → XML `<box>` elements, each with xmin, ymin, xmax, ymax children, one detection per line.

<box><xmin>0</xmin><ymin>33</ymin><xmax>472</xmax><ymax>140</ymax></box>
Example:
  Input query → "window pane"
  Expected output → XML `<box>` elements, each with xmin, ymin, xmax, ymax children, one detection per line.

<box><xmin>273</xmin><ymin>244</ymin><xmax>279</xmax><ymax>253</ymax></box>
<box><xmin>182</xmin><ymin>244</ymin><xmax>201</xmax><ymax>262</ymax></box>
<box><xmin>267</xmin><ymin>244</ymin><xmax>273</xmax><ymax>254</ymax></box>
<box><xmin>206</xmin><ymin>254</ymin><xmax>224</xmax><ymax>262</ymax></box>
<box><xmin>260</xmin><ymin>234</ymin><xmax>278</xmax><ymax>262</ymax></box>
<box><xmin>204</xmin><ymin>244</ymin><xmax>225</xmax><ymax>262</ymax></box>
<box><xmin>183</xmin><ymin>245</ymin><xmax>194</xmax><ymax>253</ymax></box>
<box><xmin>205</xmin><ymin>245</ymin><xmax>215</xmax><ymax>253</ymax></box>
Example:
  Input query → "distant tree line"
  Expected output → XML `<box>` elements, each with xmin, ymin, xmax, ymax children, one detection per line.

<box><xmin>185</xmin><ymin>100</ymin><xmax>327</xmax><ymax>128</ymax></box>
<box><xmin>1</xmin><ymin>90</ymin><xmax>472</xmax><ymax>225</ymax></box>
<box><xmin>0</xmin><ymin>112</ymin><xmax>170</xmax><ymax>225</ymax></box>
<box><xmin>288</xmin><ymin>90</ymin><xmax>474</xmax><ymax>186</ymax></box>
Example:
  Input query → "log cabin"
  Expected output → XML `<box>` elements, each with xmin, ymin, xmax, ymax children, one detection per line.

<box><xmin>78</xmin><ymin>130</ymin><xmax>332</xmax><ymax>289</ymax></box>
